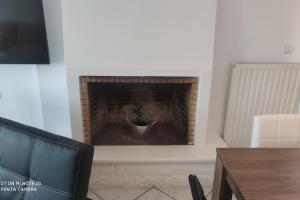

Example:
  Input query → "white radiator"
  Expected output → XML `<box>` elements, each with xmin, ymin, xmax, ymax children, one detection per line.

<box><xmin>224</xmin><ymin>64</ymin><xmax>300</xmax><ymax>147</ymax></box>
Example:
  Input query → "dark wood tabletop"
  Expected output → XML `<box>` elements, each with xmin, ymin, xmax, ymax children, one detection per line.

<box><xmin>212</xmin><ymin>148</ymin><xmax>300</xmax><ymax>200</ymax></box>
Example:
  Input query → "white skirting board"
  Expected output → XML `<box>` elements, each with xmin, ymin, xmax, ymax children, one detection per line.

<box><xmin>224</xmin><ymin>63</ymin><xmax>300</xmax><ymax>147</ymax></box>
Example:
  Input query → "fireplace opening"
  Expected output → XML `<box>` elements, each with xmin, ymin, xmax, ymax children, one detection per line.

<box><xmin>80</xmin><ymin>76</ymin><xmax>198</xmax><ymax>145</ymax></box>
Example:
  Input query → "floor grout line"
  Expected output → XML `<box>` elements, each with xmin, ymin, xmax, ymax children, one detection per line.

<box><xmin>133</xmin><ymin>187</ymin><xmax>155</xmax><ymax>200</ymax></box>
<box><xmin>153</xmin><ymin>186</ymin><xmax>176</xmax><ymax>200</ymax></box>
<box><xmin>88</xmin><ymin>186</ymin><xmax>208</xmax><ymax>200</ymax></box>
<box><xmin>89</xmin><ymin>189</ymin><xmax>105</xmax><ymax>200</ymax></box>
<box><xmin>205</xmin><ymin>189</ymin><xmax>212</xmax><ymax>198</ymax></box>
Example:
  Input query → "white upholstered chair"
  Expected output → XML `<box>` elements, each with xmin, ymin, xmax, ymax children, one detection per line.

<box><xmin>251</xmin><ymin>114</ymin><xmax>300</xmax><ymax>148</ymax></box>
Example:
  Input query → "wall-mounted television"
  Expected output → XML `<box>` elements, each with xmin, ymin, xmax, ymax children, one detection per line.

<box><xmin>0</xmin><ymin>0</ymin><xmax>50</xmax><ymax>64</ymax></box>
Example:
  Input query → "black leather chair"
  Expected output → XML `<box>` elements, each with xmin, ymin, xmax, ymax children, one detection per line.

<box><xmin>189</xmin><ymin>174</ymin><xmax>207</xmax><ymax>200</ymax></box>
<box><xmin>0</xmin><ymin>117</ymin><xmax>94</xmax><ymax>200</ymax></box>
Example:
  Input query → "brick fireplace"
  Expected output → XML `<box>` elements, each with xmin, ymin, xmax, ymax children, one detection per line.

<box><xmin>80</xmin><ymin>76</ymin><xmax>199</xmax><ymax>145</ymax></box>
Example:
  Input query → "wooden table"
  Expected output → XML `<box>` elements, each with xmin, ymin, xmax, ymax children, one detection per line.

<box><xmin>212</xmin><ymin>148</ymin><xmax>300</xmax><ymax>200</ymax></box>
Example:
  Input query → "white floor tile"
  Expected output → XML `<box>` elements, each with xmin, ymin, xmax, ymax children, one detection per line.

<box><xmin>158</xmin><ymin>186</ymin><xmax>212</xmax><ymax>200</ymax></box>
<box><xmin>206</xmin><ymin>193</ymin><xmax>212</xmax><ymax>200</ymax></box>
<box><xmin>160</xmin><ymin>187</ymin><xmax>192</xmax><ymax>200</ymax></box>
<box><xmin>88</xmin><ymin>186</ymin><xmax>212</xmax><ymax>200</ymax></box>
<box><xmin>92</xmin><ymin>187</ymin><xmax>150</xmax><ymax>200</ymax></box>
<box><xmin>88</xmin><ymin>190</ymin><xmax>103</xmax><ymax>200</ymax></box>
<box><xmin>203</xmin><ymin>187</ymin><xmax>213</xmax><ymax>200</ymax></box>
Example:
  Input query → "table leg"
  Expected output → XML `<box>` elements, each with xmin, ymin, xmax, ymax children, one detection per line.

<box><xmin>212</xmin><ymin>156</ymin><xmax>233</xmax><ymax>200</ymax></box>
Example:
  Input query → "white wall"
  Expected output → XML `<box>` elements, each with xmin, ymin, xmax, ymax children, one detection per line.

<box><xmin>0</xmin><ymin>65</ymin><xmax>44</xmax><ymax>128</ymax></box>
<box><xmin>62</xmin><ymin>0</ymin><xmax>217</xmax><ymax>72</ymax></box>
<box><xmin>37</xmin><ymin>0</ymin><xmax>71</xmax><ymax>137</ymax></box>
<box><xmin>208</xmin><ymin>0</ymin><xmax>300</xmax><ymax>137</ymax></box>
<box><xmin>61</xmin><ymin>0</ymin><xmax>218</xmax><ymax>143</ymax></box>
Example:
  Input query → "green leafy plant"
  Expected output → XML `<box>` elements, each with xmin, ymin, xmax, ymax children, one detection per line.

<box><xmin>127</xmin><ymin>98</ymin><xmax>158</xmax><ymax>130</ymax></box>
<box><xmin>132</xmin><ymin>99</ymin><xmax>144</xmax><ymax>119</ymax></box>
<box><xmin>130</xmin><ymin>98</ymin><xmax>152</xmax><ymax>126</ymax></box>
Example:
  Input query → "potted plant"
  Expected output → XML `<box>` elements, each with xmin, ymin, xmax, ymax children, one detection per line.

<box><xmin>125</xmin><ymin>99</ymin><xmax>158</xmax><ymax>135</ymax></box>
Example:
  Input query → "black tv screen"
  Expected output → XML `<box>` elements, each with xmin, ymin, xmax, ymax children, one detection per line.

<box><xmin>0</xmin><ymin>0</ymin><xmax>50</xmax><ymax>64</ymax></box>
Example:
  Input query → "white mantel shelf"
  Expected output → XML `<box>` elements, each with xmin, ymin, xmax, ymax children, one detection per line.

<box><xmin>93</xmin><ymin>134</ymin><xmax>227</xmax><ymax>164</ymax></box>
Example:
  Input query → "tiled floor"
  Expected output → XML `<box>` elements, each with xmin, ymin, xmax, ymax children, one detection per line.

<box><xmin>88</xmin><ymin>186</ymin><xmax>212</xmax><ymax>200</ymax></box>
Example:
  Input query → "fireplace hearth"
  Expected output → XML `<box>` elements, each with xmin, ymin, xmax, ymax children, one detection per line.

<box><xmin>80</xmin><ymin>76</ymin><xmax>198</xmax><ymax>145</ymax></box>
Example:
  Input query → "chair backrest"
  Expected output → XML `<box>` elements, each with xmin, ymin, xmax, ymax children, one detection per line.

<box><xmin>188</xmin><ymin>175</ymin><xmax>207</xmax><ymax>200</ymax></box>
<box><xmin>0</xmin><ymin>117</ymin><xmax>94</xmax><ymax>200</ymax></box>
<box><xmin>251</xmin><ymin>114</ymin><xmax>300</xmax><ymax>148</ymax></box>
